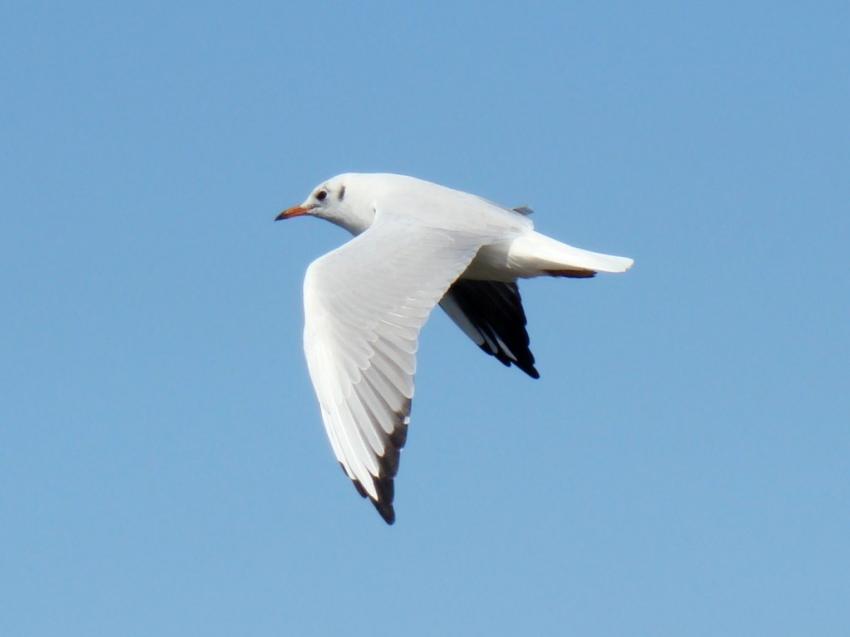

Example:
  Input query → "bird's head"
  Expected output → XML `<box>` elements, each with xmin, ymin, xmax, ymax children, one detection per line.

<box><xmin>276</xmin><ymin>174</ymin><xmax>375</xmax><ymax>235</ymax></box>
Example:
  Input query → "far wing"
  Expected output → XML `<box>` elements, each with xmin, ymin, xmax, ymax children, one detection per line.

<box><xmin>440</xmin><ymin>280</ymin><xmax>540</xmax><ymax>378</ymax></box>
<box><xmin>302</xmin><ymin>213</ymin><xmax>489</xmax><ymax>523</ymax></box>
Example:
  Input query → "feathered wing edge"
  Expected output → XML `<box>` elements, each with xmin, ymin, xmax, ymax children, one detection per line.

<box><xmin>440</xmin><ymin>280</ymin><xmax>540</xmax><ymax>379</ymax></box>
<box><xmin>303</xmin><ymin>217</ymin><xmax>491</xmax><ymax>524</ymax></box>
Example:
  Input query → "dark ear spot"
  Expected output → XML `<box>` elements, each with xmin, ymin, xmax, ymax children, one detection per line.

<box><xmin>338</xmin><ymin>185</ymin><xmax>346</xmax><ymax>201</ymax></box>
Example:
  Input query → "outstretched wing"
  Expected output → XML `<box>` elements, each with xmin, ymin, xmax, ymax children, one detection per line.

<box><xmin>302</xmin><ymin>213</ymin><xmax>489</xmax><ymax>523</ymax></box>
<box><xmin>440</xmin><ymin>280</ymin><xmax>540</xmax><ymax>379</ymax></box>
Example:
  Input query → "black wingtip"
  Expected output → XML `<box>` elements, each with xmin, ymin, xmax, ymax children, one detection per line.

<box><xmin>372</xmin><ymin>476</ymin><xmax>396</xmax><ymax>524</ymax></box>
<box><xmin>515</xmin><ymin>360</ymin><xmax>540</xmax><ymax>379</ymax></box>
<box><xmin>447</xmin><ymin>280</ymin><xmax>541</xmax><ymax>380</ymax></box>
<box><xmin>372</xmin><ymin>499</ymin><xmax>396</xmax><ymax>525</ymax></box>
<box><xmin>344</xmin><ymin>465</ymin><xmax>399</xmax><ymax>524</ymax></box>
<box><xmin>478</xmin><ymin>344</ymin><xmax>539</xmax><ymax>378</ymax></box>
<box><xmin>347</xmin><ymin>478</ymin><xmax>397</xmax><ymax>524</ymax></box>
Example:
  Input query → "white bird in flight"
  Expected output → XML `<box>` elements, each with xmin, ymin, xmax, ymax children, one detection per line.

<box><xmin>277</xmin><ymin>173</ymin><xmax>633</xmax><ymax>524</ymax></box>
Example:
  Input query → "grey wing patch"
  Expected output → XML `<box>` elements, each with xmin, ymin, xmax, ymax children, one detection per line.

<box><xmin>512</xmin><ymin>205</ymin><xmax>534</xmax><ymax>216</ymax></box>
<box><xmin>440</xmin><ymin>280</ymin><xmax>540</xmax><ymax>379</ymax></box>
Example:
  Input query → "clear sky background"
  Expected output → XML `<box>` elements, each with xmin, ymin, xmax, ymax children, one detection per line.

<box><xmin>2</xmin><ymin>2</ymin><xmax>848</xmax><ymax>635</ymax></box>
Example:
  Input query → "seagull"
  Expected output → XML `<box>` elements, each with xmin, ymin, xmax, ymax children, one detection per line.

<box><xmin>277</xmin><ymin>173</ymin><xmax>633</xmax><ymax>524</ymax></box>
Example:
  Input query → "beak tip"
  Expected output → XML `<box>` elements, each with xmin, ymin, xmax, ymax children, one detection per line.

<box><xmin>275</xmin><ymin>205</ymin><xmax>310</xmax><ymax>222</ymax></box>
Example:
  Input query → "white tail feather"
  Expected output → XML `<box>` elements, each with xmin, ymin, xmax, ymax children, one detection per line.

<box><xmin>508</xmin><ymin>231</ymin><xmax>634</xmax><ymax>276</ymax></box>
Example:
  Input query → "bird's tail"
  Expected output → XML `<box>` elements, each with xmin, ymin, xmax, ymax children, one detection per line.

<box><xmin>507</xmin><ymin>231</ymin><xmax>634</xmax><ymax>278</ymax></box>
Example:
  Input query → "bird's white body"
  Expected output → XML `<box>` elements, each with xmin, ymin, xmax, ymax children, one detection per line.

<box><xmin>278</xmin><ymin>173</ymin><xmax>633</xmax><ymax>523</ymax></box>
<box><xmin>300</xmin><ymin>173</ymin><xmax>632</xmax><ymax>281</ymax></box>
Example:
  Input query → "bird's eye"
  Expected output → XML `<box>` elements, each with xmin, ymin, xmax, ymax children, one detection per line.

<box><xmin>316</xmin><ymin>190</ymin><xmax>327</xmax><ymax>202</ymax></box>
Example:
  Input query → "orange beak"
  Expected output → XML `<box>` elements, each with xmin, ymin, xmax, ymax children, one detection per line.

<box><xmin>275</xmin><ymin>205</ymin><xmax>312</xmax><ymax>221</ymax></box>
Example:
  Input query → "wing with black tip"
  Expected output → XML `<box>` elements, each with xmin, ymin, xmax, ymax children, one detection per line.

<box><xmin>440</xmin><ymin>279</ymin><xmax>540</xmax><ymax>379</ymax></box>
<box><xmin>302</xmin><ymin>213</ymin><xmax>490</xmax><ymax>523</ymax></box>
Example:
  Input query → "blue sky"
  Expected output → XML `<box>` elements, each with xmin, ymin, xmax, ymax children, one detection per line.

<box><xmin>2</xmin><ymin>2</ymin><xmax>848</xmax><ymax>635</ymax></box>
